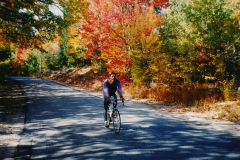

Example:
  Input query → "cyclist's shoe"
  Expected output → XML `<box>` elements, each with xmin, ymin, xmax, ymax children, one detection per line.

<box><xmin>109</xmin><ymin>118</ymin><xmax>112</xmax><ymax>122</ymax></box>
<box><xmin>104</xmin><ymin>121</ymin><xmax>109</xmax><ymax>128</ymax></box>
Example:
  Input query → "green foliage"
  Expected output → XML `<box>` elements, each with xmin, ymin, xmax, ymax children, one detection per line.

<box><xmin>157</xmin><ymin>1</ymin><xmax>195</xmax><ymax>84</ymax></box>
<box><xmin>45</xmin><ymin>53</ymin><xmax>61</xmax><ymax>70</ymax></box>
<box><xmin>68</xmin><ymin>53</ymin><xmax>84</xmax><ymax>67</ymax></box>
<box><xmin>159</xmin><ymin>0</ymin><xmax>240</xmax><ymax>85</ymax></box>
<box><xmin>68</xmin><ymin>46</ymin><xmax>88</xmax><ymax>67</ymax></box>
<box><xmin>92</xmin><ymin>59</ymin><xmax>107</xmax><ymax>74</ymax></box>
<box><xmin>59</xmin><ymin>28</ymin><xmax>69</xmax><ymax>67</ymax></box>
<box><xmin>58</xmin><ymin>49</ymin><xmax>68</xmax><ymax>68</ymax></box>
<box><xmin>22</xmin><ymin>54</ymin><xmax>40</xmax><ymax>76</ymax></box>
<box><xmin>183</xmin><ymin>0</ymin><xmax>238</xmax><ymax>81</ymax></box>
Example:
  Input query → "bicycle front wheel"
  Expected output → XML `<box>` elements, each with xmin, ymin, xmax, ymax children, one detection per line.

<box><xmin>112</xmin><ymin>109</ymin><xmax>121</xmax><ymax>134</ymax></box>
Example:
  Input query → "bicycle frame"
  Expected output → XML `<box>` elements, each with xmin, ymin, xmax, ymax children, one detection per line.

<box><xmin>107</xmin><ymin>96</ymin><xmax>122</xmax><ymax>134</ymax></box>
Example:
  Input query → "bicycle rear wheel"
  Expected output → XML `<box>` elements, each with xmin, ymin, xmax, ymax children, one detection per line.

<box><xmin>112</xmin><ymin>109</ymin><xmax>121</xmax><ymax>134</ymax></box>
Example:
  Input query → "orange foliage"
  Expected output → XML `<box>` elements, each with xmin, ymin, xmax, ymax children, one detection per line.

<box><xmin>12</xmin><ymin>48</ymin><xmax>29</xmax><ymax>68</ymax></box>
<box><xmin>80</xmin><ymin>0</ymin><xmax>167</xmax><ymax>78</ymax></box>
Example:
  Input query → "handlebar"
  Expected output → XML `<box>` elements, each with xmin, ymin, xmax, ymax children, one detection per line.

<box><xmin>109</xmin><ymin>96</ymin><xmax>124</xmax><ymax>106</ymax></box>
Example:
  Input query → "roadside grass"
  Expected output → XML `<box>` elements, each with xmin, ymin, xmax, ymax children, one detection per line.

<box><xmin>125</xmin><ymin>83</ymin><xmax>223</xmax><ymax>105</ymax></box>
<box><xmin>125</xmin><ymin>83</ymin><xmax>240</xmax><ymax>123</ymax></box>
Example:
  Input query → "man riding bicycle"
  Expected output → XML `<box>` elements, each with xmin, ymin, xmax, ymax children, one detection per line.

<box><xmin>103</xmin><ymin>71</ymin><xmax>124</xmax><ymax>128</ymax></box>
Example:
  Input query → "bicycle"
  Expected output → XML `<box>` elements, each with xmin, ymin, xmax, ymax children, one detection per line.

<box><xmin>106</xmin><ymin>96</ymin><xmax>123</xmax><ymax>134</ymax></box>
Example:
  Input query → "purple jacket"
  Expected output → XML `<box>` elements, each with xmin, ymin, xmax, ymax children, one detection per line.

<box><xmin>103</xmin><ymin>78</ymin><xmax>123</xmax><ymax>99</ymax></box>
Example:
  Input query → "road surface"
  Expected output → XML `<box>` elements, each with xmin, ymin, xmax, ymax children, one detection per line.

<box><xmin>9</xmin><ymin>76</ymin><xmax>240</xmax><ymax>159</ymax></box>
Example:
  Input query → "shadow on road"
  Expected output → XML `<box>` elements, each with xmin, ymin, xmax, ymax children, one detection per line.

<box><xmin>8</xmin><ymin>77</ymin><xmax>240</xmax><ymax>160</ymax></box>
<box><xmin>0</xmin><ymin>78</ymin><xmax>26</xmax><ymax>159</ymax></box>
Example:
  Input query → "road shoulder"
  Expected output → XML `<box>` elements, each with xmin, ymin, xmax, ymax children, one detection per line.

<box><xmin>0</xmin><ymin>78</ymin><xmax>25</xmax><ymax>159</ymax></box>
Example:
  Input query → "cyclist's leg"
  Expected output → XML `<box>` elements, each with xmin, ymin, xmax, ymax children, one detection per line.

<box><xmin>103</xmin><ymin>89</ymin><xmax>110</xmax><ymax>127</ymax></box>
<box><xmin>103</xmin><ymin>92</ymin><xmax>108</xmax><ymax>121</ymax></box>
<box><xmin>112</xmin><ymin>94</ymin><xmax>117</xmax><ymax>108</ymax></box>
<box><xmin>104</xmin><ymin>101</ymin><xmax>109</xmax><ymax>121</ymax></box>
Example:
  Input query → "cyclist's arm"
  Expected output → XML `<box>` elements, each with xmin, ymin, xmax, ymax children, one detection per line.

<box><xmin>116</xmin><ymin>78</ymin><xmax>123</xmax><ymax>98</ymax></box>
<box><xmin>103</xmin><ymin>79</ymin><xmax>110</xmax><ymax>99</ymax></box>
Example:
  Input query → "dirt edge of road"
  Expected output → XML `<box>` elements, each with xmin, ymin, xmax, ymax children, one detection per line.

<box><xmin>0</xmin><ymin>78</ymin><xmax>26</xmax><ymax>159</ymax></box>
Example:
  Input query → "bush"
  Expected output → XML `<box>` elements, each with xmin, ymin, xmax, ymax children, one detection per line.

<box><xmin>45</xmin><ymin>53</ymin><xmax>61</xmax><ymax>70</ymax></box>
<box><xmin>221</xmin><ymin>78</ymin><xmax>237</xmax><ymax>101</ymax></box>
<box><xmin>92</xmin><ymin>59</ymin><xmax>106</xmax><ymax>74</ymax></box>
<box><xmin>22</xmin><ymin>54</ymin><xmax>40</xmax><ymax>75</ymax></box>
<box><xmin>0</xmin><ymin>59</ymin><xmax>12</xmax><ymax>79</ymax></box>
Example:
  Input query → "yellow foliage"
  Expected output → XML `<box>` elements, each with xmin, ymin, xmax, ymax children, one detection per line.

<box><xmin>226</xmin><ymin>0</ymin><xmax>240</xmax><ymax>19</ymax></box>
<box><xmin>68</xmin><ymin>23</ymin><xmax>83</xmax><ymax>54</ymax></box>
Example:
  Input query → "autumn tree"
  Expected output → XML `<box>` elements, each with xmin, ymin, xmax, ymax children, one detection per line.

<box><xmin>80</xmin><ymin>0</ymin><xmax>132</xmax><ymax>74</ymax></box>
<box><xmin>0</xmin><ymin>42</ymin><xmax>11</xmax><ymax>61</ymax></box>
<box><xmin>0</xmin><ymin>0</ymin><xmax>88</xmax><ymax>75</ymax></box>
<box><xmin>185</xmin><ymin>0</ymin><xmax>239</xmax><ymax>82</ymax></box>
<box><xmin>81</xmin><ymin>0</ymin><xmax>168</xmax><ymax>83</ymax></box>
<box><xmin>57</xmin><ymin>0</ymin><xmax>89</xmax><ymax>67</ymax></box>
<box><xmin>124</xmin><ymin>3</ymin><xmax>165</xmax><ymax>84</ymax></box>
<box><xmin>157</xmin><ymin>0</ymin><xmax>196</xmax><ymax>85</ymax></box>
<box><xmin>0</xmin><ymin>0</ymin><xmax>88</xmax><ymax>47</ymax></box>
<box><xmin>225</xmin><ymin>0</ymin><xmax>240</xmax><ymax>80</ymax></box>
<box><xmin>67</xmin><ymin>23</ymin><xmax>87</xmax><ymax>67</ymax></box>
<box><xmin>11</xmin><ymin>48</ymin><xmax>29</xmax><ymax>75</ymax></box>
<box><xmin>0</xmin><ymin>42</ymin><xmax>14</xmax><ymax>78</ymax></box>
<box><xmin>159</xmin><ymin>0</ymin><xmax>240</xmax><ymax>85</ymax></box>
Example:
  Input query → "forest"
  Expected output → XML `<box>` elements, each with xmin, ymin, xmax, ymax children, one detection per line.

<box><xmin>0</xmin><ymin>0</ymin><xmax>240</xmax><ymax>120</ymax></box>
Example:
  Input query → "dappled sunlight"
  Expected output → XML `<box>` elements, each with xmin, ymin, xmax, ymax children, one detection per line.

<box><xmin>9</xmin><ymin>77</ymin><xmax>240</xmax><ymax>159</ymax></box>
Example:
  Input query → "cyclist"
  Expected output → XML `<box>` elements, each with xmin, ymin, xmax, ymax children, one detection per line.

<box><xmin>102</xmin><ymin>71</ymin><xmax>124</xmax><ymax>128</ymax></box>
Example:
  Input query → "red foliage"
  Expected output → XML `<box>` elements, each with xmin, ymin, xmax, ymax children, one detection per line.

<box><xmin>117</xmin><ymin>74</ymin><xmax>132</xmax><ymax>85</ymax></box>
<box><xmin>80</xmin><ymin>0</ymin><xmax>168</xmax><ymax>81</ymax></box>
<box><xmin>12</xmin><ymin>48</ymin><xmax>28</xmax><ymax>68</ymax></box>
<box><xmin>16</xmin><ymin>48</ymin><xmax>27</xmax><ymax>60</ymax></box>
<box><xmin>152</xmin><ymin>0</ymin><xmax>169</xmax><ymax>8</ymax></box>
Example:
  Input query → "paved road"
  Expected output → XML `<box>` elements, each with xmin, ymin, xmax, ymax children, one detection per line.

<box><xmin>9</xmin><ymin>76</ymin><xmax>240</xmax><ymax>159</ymax></box>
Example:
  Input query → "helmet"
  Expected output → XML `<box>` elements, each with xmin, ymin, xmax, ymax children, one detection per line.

<box><xmin>109</xmin><ymin>71</ymin><xmax>116</xmax><ymax>76</ymax></box>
